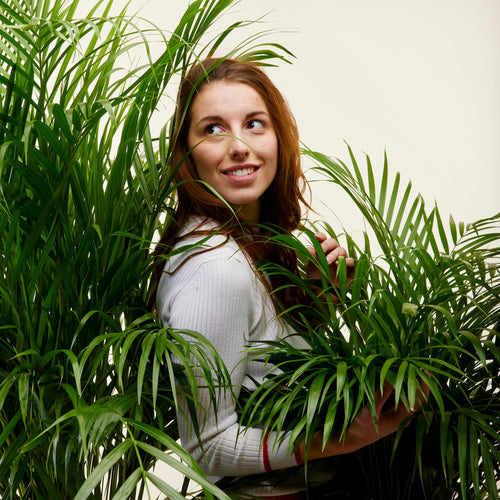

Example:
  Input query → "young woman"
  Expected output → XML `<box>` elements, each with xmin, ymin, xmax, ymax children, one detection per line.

<box><xmin>153</xmin><ymin>58</ymin><xmax>424</xmax><ymax>499</ymax></box>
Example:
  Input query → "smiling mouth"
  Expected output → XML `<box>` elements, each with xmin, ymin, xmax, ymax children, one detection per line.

<box><xmin>224</xmin><ymin>167</ymin><xmax>257</xmax><ymax>177</ymax></box>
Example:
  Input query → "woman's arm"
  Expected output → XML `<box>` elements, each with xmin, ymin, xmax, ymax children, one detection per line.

<box><xmin>298</xmin><ymin>381</ymin><xmax>428</xmax><ymax>462</ymax></box>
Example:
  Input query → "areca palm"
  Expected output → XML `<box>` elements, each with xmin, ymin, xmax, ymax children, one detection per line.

<box><xmin>0</xmin><ymin>0</ymin><xmax>291</xmax><ymax>498</ymax></box>
<box><xmin>238</xmin><ymin>147</ymin><xmax>499</xmax><ymax>499</ymax></box>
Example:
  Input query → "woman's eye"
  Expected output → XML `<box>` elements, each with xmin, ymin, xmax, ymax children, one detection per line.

<box><xmin>247</xmin><ymin>120</ymin><xmax>264</xmax><ymax>130</ymax></box>
<box><xmin>206</xmin><ymin>124</ymin><xmax>223</xmax><ymax>135</ymax></box>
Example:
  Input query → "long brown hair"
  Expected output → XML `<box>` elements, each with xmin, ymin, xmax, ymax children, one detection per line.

<box><xmin>151</xmin><ymin>57</ymin><xmax>311</xmax><ymax>310</ymax></box>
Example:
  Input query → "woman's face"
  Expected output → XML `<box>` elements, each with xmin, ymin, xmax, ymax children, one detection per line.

<box><xmin>187</xmin><ymin>81</ymin><xmax>278</xmax><ymax>222</ymax></box>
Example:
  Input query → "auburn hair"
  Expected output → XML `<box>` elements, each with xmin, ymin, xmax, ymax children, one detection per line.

<box><xmin>151</xmin><ymin>57</ymin><xmax>311</xmax><ymax>310</ymax></box>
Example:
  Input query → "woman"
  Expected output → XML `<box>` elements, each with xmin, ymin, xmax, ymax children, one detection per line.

<box><xmin>153</xmin><ymin>57</ymin><xmax>424</xmax><ymax>499</ymax></box>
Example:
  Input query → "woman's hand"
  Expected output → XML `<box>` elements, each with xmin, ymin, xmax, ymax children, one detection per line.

<box><xmin>336</xmin><ymin>381</ymin><xmax>425</xmax><ymax>454</ymax></box>
<box><xmin>305</xmin><ymin>232</ymin><xmax>356</xmax><ymax>299</ymax></box>
<box><xmin>298</xmin><ymin>381</ymin><xmax>429</xmax><ymax>462</ymax></box>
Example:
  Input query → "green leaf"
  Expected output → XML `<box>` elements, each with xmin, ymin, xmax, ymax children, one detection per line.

<box><xmin>111</xmin><ymin>468</ymin><xmax>142</xmax><ymax>500</ymax></box>
<box><xmin>18</xmin><ymin>373</ymin><xmax>30</xmax><ymax>423</ymax></box>
<box><xmin>336</xmin><ymin>361</ymin><xmax>347</xmax><ymax>402</ymax></box>
<box><xmin>402</xmin><ymin>302</ymin><xmax>418</xmax><ymax>316</ymax></box>
<box><xmin>139</xmin><ymin>442</ymin><xmax>230</xmax><ymax>500</ymax></box>
<box><xmin>457</xmin><ymin>414</ymin><xmax>468</xmax><ymax>499</ymax></box>
<box><xmin>74</xmin><ymin>440</ymin><xmax>133</xmax><ymax>500</ymax></box>
<box><xmin>480</xmin><ymin>437</ymin><xmax>498</xmax><ymax>499</ymax></box>
<box><xmin>307</xmin><ymin>371</ymin><xmax>326</xmax><ymax>427</ymax></box>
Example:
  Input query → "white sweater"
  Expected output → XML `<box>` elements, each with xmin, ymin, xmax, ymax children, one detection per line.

<box><xmin>156</xmin><ymin>217</ymin><xmax>301</xmax><ymax>492</ymax></box>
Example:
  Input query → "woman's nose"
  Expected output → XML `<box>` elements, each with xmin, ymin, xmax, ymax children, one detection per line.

<box><xmin>229</xmin><ymin>136</ymin><xmax>249</xmax><ymax>159</ymax></box>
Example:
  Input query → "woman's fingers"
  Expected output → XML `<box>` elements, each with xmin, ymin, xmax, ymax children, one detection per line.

<box><xmin>313</xmin><ymin>231</ymin><xmax>327</xmax><ymax>243</ymax></box>
<box><xmin>306</xmin><ymin>232</ymin><xmax>356</xmax><ymax>301</ymax></box>
<box><xmin>312</xmin><ymin>233</ymin><xmax>348</xmax><ymax>265</ymax></box>
<box><xmin>316</xmin><ymin>234</ymin><xmax>356</xmax><ymax>269</ymax></box>
<box><xmin>306</xmin><ymin>232</ymin><xmax>356</xmax><ymax>291</ymax></box>
<box><xmin>306</xmin><ymin>232</ymin><xmax>330</xmax><ymax>258</ymax></box>
<box><xmin>376</xmin><ymin>378</ymin><xmax>430</xmax><ymax>429</ymax></box>
<box><xmin>325</xmin><ymin>246</ymin><xmax>347</xmax><ymax>265</ymax></box>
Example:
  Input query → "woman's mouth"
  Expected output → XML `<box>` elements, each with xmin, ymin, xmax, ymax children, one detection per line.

<box><xmin>222</xmin><ymin>165</ymin><xmax>259</xmax><ymax>184</ymax></box>
<box><xmin>223</xmin><ymin>166</ymin><xmax>257</xmax><ymax>177</ymax></box>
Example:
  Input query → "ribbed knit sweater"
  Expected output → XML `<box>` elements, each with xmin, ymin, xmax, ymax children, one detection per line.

<box><xmin>156</xmin><ymin>217</ymin><xmax>302</xmax><ymax>494</ymax></box>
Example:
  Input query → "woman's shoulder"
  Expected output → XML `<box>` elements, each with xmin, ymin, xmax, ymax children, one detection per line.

<box><xmin>156</xmin><ymin>216</ymin><xmax>257</xmax><ymax>319</ymax></box>
<box><xmin>159</xmin><ymin>216</ymin><xmax>250</xmax><ymax>282</ymax></box>
<box><xmin>170</xmin><ymin>216</ymin><xmax>240</xmax><ymax>262</ymax></box>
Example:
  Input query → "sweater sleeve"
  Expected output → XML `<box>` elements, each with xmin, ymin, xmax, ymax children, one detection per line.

<box><xmin>158</xmin><ymin>250</ymin><xmax>299</xmax><ymax>477</ymax></box>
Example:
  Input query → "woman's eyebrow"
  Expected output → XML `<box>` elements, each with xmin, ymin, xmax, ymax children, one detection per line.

<box><xmin>195</xmin><ymin>114</ymin><xmax>223</xmax><ymax>127</ymax></box>
<box><xmin>245</xmin><ymin>110</ymin><xmax>269</xmax><ymax>119</ymax></box>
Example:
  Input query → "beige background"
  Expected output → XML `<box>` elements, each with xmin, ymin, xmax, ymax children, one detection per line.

<box><xmin>76</xmin><ymin>0</ymin><xmax>499</xmax><ymax>494</ymax></box>
<box><xmin>92</xmin><ymin>0</ymin><xmax>500</xmax><ymax>234</ymax></box>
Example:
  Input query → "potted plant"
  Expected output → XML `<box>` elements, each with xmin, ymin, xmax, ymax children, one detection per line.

<box><xmin>235</xmin><ymin>146</ymin><xmax>499</xmax><ymax>499</ymax></box>
<box><xmin>0</xmin><ymin>0</ymin><xmax>289</xmax><ymax>498</ymax></box>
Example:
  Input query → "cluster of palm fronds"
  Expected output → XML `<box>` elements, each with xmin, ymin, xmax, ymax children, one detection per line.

<box><xmin>240</xmin><ymin>147</ymin><xmax>499</xmax><ymax>499</ymax></box>
<box><xmin>0</xmin><ymin>0</ymin><xmax>293</xmax><ymax>498</ymax></box>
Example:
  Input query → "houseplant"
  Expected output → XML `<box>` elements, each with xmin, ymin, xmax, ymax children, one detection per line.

<box><xmin>0</xmin><ymin>0</ymin><xmax>290</xmax><ymax>498</ymax></box>
<box><xmin>237</xmin><ymin>146</ymin><xmax>499</xmax><ymax>499</ymax></box>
